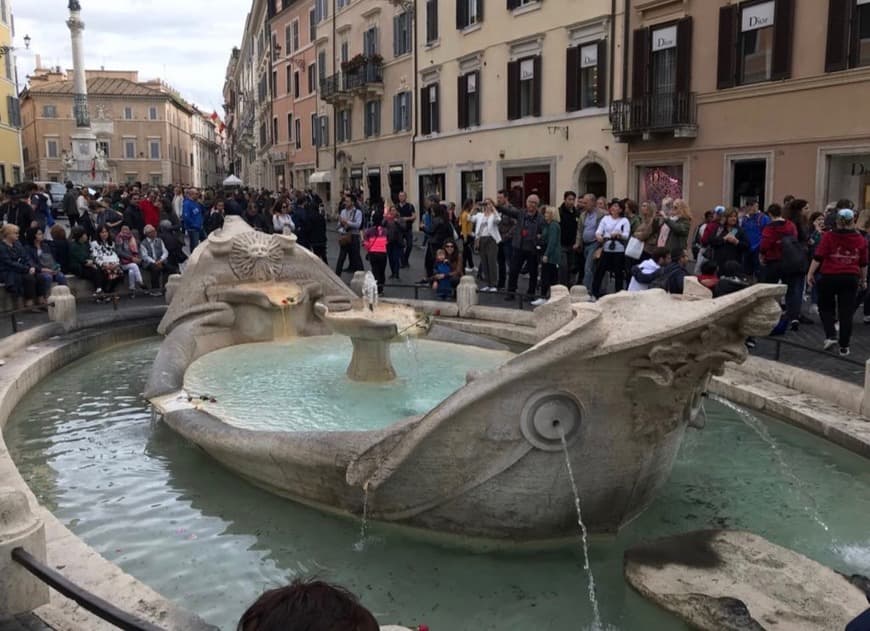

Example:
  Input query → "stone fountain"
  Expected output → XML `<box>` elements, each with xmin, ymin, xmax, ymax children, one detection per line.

<box><xmin>146</xmin><ymin>216</ymin><xmax>784</xmax><ymax>542</ymax></box>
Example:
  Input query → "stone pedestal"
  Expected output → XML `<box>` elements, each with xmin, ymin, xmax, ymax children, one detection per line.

<box><xmin>457</xmin><ymin>275</ymin><xmax>478</xmax><ymax>317</ymax></box>
<box><xmin>347</xmin><ymin>338</ymin><xmax>396</xmax><ymax>382</ymax></box>
<box><xmin>47</xmin><ymin>286</ymin><xmax>76</xmax><ymax>330</ymax></box>
<box><xmin>0</xmin><ymin>488</ymin><xmax>49</xmax><ymax>615</ymax></box>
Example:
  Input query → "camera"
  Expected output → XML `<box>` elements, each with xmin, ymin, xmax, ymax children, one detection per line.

<box><xmin>608</xmin><ymin>239</ymin><xmax>616</xmax><ymax>251</ymax></box>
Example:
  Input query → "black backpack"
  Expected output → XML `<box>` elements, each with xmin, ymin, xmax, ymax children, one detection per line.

<box><xmin>779</xmin><ymin>235</ymin><xmax>808</xmax><ymax>275</ymax></box>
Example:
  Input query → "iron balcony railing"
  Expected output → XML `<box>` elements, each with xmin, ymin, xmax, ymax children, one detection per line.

<box><xmin>610</xmin><ymin>91</ymin><xmax>697</xmax><ymax>136</ymax></box>
<box><xmin>346</xmin><ymin>61</ymin><xmax>383</xmax><ymax>91</ymax></box>
<box><xmin>320</xmin><ymin>73</ymin><xmax>342</xmax><ymax>100</ymax></box>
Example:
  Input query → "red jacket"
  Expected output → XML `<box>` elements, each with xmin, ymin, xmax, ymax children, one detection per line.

<box><xmin>139</xmin><ymin>200</ymin><xmax>160</xmax><ymax>230</ymax></box>
<box><xmin>759</xmin><ymin>219</ymin><xmax>798</xmax><ymax>262</ymax></box>
<box><xmin>814</xmin><ymin>230</ymin><xmax>868</xmax><ymax>276</ymax></box>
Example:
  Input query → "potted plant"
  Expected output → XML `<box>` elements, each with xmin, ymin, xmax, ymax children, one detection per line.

<box><xmin>341</xmin><ymin>53</ymin><xmax>366</xmax><ymax>73</ymax></box>
<box><xmin>368</xmin><ymin>53</ymin><xmax>383</xmax><ymax>66</ymax></box>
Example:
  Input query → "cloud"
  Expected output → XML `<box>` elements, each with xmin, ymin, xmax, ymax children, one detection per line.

<box><xmin>14</xmin><ymin>0</ymin><xmax>250</xmax><ymax>111</ymax></box>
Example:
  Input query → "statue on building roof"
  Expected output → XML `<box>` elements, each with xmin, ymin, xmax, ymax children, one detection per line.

<box><xmin>68</xmin><ymin>0</ymin><xmax>81</xmax><ymax>11</ymax></box>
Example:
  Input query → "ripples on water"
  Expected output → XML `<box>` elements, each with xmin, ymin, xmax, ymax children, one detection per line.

<box><xmin>5</xmin><ymin>339</ymin><xmax>870</xmax><ymax>630</ymax></box>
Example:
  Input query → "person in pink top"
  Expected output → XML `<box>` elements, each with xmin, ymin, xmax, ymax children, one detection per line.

<box><xmin>363</xmin><ymin>212</ymin><xmax>388</xmax><ymax>294</ymax></box>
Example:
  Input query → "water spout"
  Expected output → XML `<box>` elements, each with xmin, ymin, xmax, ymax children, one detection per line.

<box><xmin>354</xmin><ymin>482</ymin><xmax>370</xmax><ymax>552</ymax></box>
<box><xmin>556</xmin><ymin>422</ymin><xmax>604</xmax><ymax>630</ymax></box>
<box><xmin>362</xmin><ymin>272</ymin><xmax>378</xmax><ymax>312</ymax></box>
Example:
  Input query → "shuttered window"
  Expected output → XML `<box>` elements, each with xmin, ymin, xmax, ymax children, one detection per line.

<box><xmin>507</xmin><ymin>56</ymin><xmax>541</xmax><ymax>120</ymax></box>
<box><xmin>826</xmin><ymin>0</ymin><xmax>870</xmax><ymax>71</ymax></box>
<box><xmin>393</xmin><ymin>92</ymin><xmax>411</xmax><ymax>131</ymax></box>
<box><xmin>337</xmin><ymin>110</ymin><xmax>351</xmax><ymax>143</ymax></box>
<box><xmin>393</xmin><ymin>12</ymin><xmax>411</xmax><ymax>56</ymax></box>
<box><xmin>426</xmin><ymin>0</ymin><xmax>439</xmax><ymax>43</ymax></box>
<box><xmin>456</xmin><ymin>0</ymin><xmax>482</xmax><ymax>29</ymax></box>
<box><xmin>457</xmin><ymin>71</ymin><xmax>480</xmax><ymax>128</ymax></box>
<box><xmin>717</xmin><ymin>0</ymin><xmax>793</xmax><ymax>88</ymax></box>
<box><xmin>365</xmin><ymin>100</ymin><xmax>381</xmax><ymax>137</ymax></box>
<box><xmin>420</xmin><ymin>84</ymin><xmax>439</xmax><ymax>134</ymax></box>
<box><xmin>566</xmin><ymin>40</ymin><xmax>607</xmax><ymax>111</ymax></box>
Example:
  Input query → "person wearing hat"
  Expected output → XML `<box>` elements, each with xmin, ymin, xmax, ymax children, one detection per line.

<box><xmin>3</xmin><ymin>185</ymin><xmax>35</xmax><ymax>241</ymax></box>
<box><xmin>591</xmin><ymin>198</ymin><xmax>631</xmax><ymax>298</ymax></box>
<box><xmin>806</xmin><ymin>206</ymin><xmax>868</xmax><ymax>357</ymax></box>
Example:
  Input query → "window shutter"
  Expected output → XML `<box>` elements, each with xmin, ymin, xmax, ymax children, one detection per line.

<box><xmin>632</xmin><ymin>28</ymin><xmax>650</xmax><ymax>97</ymax></box>
<box><xmin>507</xmin><ymin>60</ymin><xmax>520</xmax><ymax>120</ymax></box>
<box><xmin>473</xmin><ymin>72</ymin><xmax>481</xmax><ymax>124</ymax></box>
<box><xmin>507</xmin><ymin>0</ymin><xmax>520</xmax><ymax>9</ymax></box>
<box><xmin>323</xmin><ymin>117</ymin><xmax>329</xmax><ymax>146</ymax></box>
<box><xmin>432</xmin><ymin>84</ymin><xmax>440</xmax><ymax>132</ymax></box>
<box><xmin>458</xmin><ymin>74</ymin><xmax>468</xmax><ymax>128</ymax></box>
<box><xmin>565</xmin><ymin>45</ymin><xmax>580</xmax><ymax>112</ymax></box>
<box><xmin>532</xmin><ymin>56</ymin><xmax>542</xmax><ymax>117</ymax></box>
<box><xmin>375</xmin><ymin>101</ymin><xmax>381</xmax><ymax>135</ymax></box>
<box><xmin>393</xmin><ymin>94</ymin><xmax>400</xmax><ymax>131</ymax></box>
<box><xmin>716</xmin><ymin>5</ymin><xmax>738</xmax><ymax>89</ymax></box>
<box><xmin>825</xmin><ymin>0</ymin><xmax>853</xmax><ymax>72</ymax></box>
<box><xmin>393</xmin><ymin>16</ymin><xmax>400</xmax><ymax>56</ymax></box>
<box><xmin>595</xmin><ymin>39</ymin><xmax>607</xmax><ymax>107</ymax></box>
<box><xmin>477</xmin><ymin>0</ymin><xmax>483</xmax><ymax>23</ymax></box>
<box><xmin>675</xmin><ymin>16</ymin><xmax>693</xmax><ymax>94</ymax></box>
<box><xmin>427</xmin><ymin>0</ymin><xmax>438</xmax><ymax>41</ymax></box>
<box><xmin>456</xmin><ymin>0</ymin><xmax>466</xmax><ymax>30</ymax></box>
<box><xmin>421</xmin><ymin>87</ymin><xmax>431</xmax><ymax>134</ymax></box>
<box><xmin>771</xmin><ymin>0</ymin><xmax>795</xmax><ymax>80</ymax></box>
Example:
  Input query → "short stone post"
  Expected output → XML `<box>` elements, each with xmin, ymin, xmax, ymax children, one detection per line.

<box><xmin>0</xmin><ymin>487</ymin><xmax>50</xmax><ymax>615</ymax></box>
<box><xmin>457</xmin><ymin>275</ymin><xmax>478</xmax><ymax>317</ymax></box>
<box><xmin>861</xmin><ymin>359</ymin><xmax>870</xmax><ymax>418</ymax></box>
<box><xmin>350</xmin><ymin>271</ymin><xmax>368</xmax><ymax>297</ymax></box>
<box><xmin>569</xmin><ymin>285</ymin><xmax>589</xmax><ymax>302</ymax></box>
<box><xmin>47</xmin><ymin>285</ymin><xmax>76</xmax><ymax>330</ymax></box>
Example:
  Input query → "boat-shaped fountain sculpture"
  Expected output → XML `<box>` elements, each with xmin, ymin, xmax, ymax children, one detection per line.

<box><xmin>146</xmin><ymin>217</ymin><xmax>783</xmax><ymax>542</ymax></box>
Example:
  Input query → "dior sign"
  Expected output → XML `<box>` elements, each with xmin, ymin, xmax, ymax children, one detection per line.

<box><xmin>581</xmin><ymin>44</ymin><xmax>598</xmax><ymax>69</ymax></box>
<box><xmin>741</xmin><ymin>1</ymin><xmax>775</xmax><ymax>32</ymax></box>
<box><xmin>651</xmin><ymin>25</ymin><xmax>677</xmax><ymax>52</ymax></box>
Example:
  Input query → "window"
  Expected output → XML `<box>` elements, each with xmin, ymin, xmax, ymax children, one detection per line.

<box><xmin>260</xmin><ymin>122</ymin><xmax>267</xmax><ymax>148</ymax></box>
<box><xmin>149</xmin><ymin>106</ymin><xmax>158</xmax><ymax>120</ymax></box>
<box><xmin>461</xmin><ymin>170</ymin><xmax>484</xmax><ymax>203</ymax></box>
<box><xmin>507</xmin><ymin>56</ymin><xmax>541</xmax><ymax>120</ymax></box>
<box><xmin>0</xmin><ymin>165</ymin><xmax>5</xmax><ymax>187</ymax></box>
<box><xmin>286</xmin><ymin>65</ymin><xmax>292</xmax><ymax>94</ymax></box>
<box><xmin>4</xmin><ymin>53</ymin><xmax>11</xmax><ymax>81</ymax></box>
<box><xmin>287</xmin><ymin>113</ymin><xmax>293</xmax><ymax>140</ymax></box>
<box><xmin>149</xmin><ymin>140</ymin><xmax>161</xmax><ymax>160</ymax></box>
<box><xmin>394</xmin><ymin>12</ymin><xmax>411</xmax><ymax>56</ymax></box>
<box><xmin>630</xmin><ymin>18</ymin><xmax>692</xmax><ymax>127</ymax></box>
<box><xmin>42</xmin><ymin>105</ymin><xmax>57</xmax><ymax>118</ymax></box>
<box><xmin>826</xmin><ymin>0</ymin><xmax>870</xmax><ymax>71</ymax></box>
<box><xmin>717</xmin><ymin>1</ymin><xmax>792</xmax><ymax>89</ymax></box>
<box><xmin>420</xmin><ymin>84</ymin><xmax>439</xmax><ymax>134</ymax></box>
<box><xmin>124</xmin><ymin>106</ymin><xmax>133</xmax><ymax>120</ymax></box>
<box><xmin>314</xmin><ymin>0</ymin><xmax>328</xmax><ymax>22</ymax></box>
<box><xmin>338</xmin><ymin>0</ymin><xmax>348</xmax><ymax>8</ymax></box>
<box><xmin>341</xmin><ymin>40</ymin><xmax>349</xmax><ymax>65</ymax></box>
<box><xmin>318</xmin><ymin>115</ymin><xmax>329</xmax><ymax>146</ymax></box>
<box><xmin>507</xmin><ymin>0</ymin><xmax>538</xmax><ymax>8</ymax></box>
<box><xmin>292</xmin><ymin>21</ymin><xmax>300</xmax><ymax>52</ymax></box>
<box><xmin>272</xmin><ymin>70</ymin><xmax>278</xmax><ymax>96</ymax></box>
<box><xmin>6</xmin><ymin>96</ymin><xmax>20</xmax><ymax>127</ymax></box>
<box><xmin>318</xmin><ymin>50</ymin><xmax>327</xmax><ymax>84</ymax></box>
<box><xmin>273</xmin><ymin>117</ymin><xmax>279</xmax><ymax>143</ymax></box>
<box><xmin>151</xmin><ymin>174</ymin><xmax>161</xmax><ymax>186</ymax></box>
<box><xmin>295</xmin><ymin>118</ymin><xmax>302</xmax><ymax>148</ymax></box>
<box><xmin>363</xmin><ymin>27</ymin><xmax>379</xmax><ymax>56</ymax></box>
<box><xmin>311</xmin><ymin>113</ymin><xmax>318</xmax><ymax>145</ymax></box>
<box><xmin>46</xmin><ymin>139</ymin><xmax>58</xmax><ymax>159</ymax></box>
<box><xmin>309</xmin><ymin>8</ymin><xmax>316</xmax><ymax>41</ymax></box>
<box><xmin>567</xmin><ymin>41</ymin><xmax>606</xmax><ymax>111</ymax></box>
<box><xmin>0</xmin><ymin>0</ymin><xmax>6</xmax><ymax>23</ymax></box>
<box><xmin>308</xmin><ymin>63</ymin><xmax>316</xmax><ymax>93</ymax></box>
<box><xmin>364</xmin><ymin>99</ymin><xmax>381</xmax><ymax>137</ymax></box>
<box><xmin>338</xmin><ymin>109</ymin><xmax>351</xmax><ymax>142</ymax></box>
<box><xmin>426</xmin><ymin>0</ymin><xmax>439</xmax><ymax>43</ymax></box>
<box><xmin>456</xmin><ymin>0</ymin><xmax>482</xmax><ymax>29</ymax></box>
<box><xmin>272</xmin><ymin>32</ymin><xmax>279</xmax><ymax>61</ymax></box>
<box><xmin>124</xmin><ymin>139</ymin><xmax>136</xmax><ymax>159</ymax></box>
<box><xmin>12</xmin><ymin>166</ymin><xmax>20</xmax><ymax>184</ymax></box>
<box><xmin>458</xmin><ymin>72</ymin><xmax>480</xmax><ymax>128</ymax></box>
<box><xmin>97</xmin><ymin>140</ymin><xmax>109</xmax><ymax>157</ymax></box>
<box><xmin>393</xmin><ymin>91</ymin><xmax>411</xmax><ymax>131</ymax></box>
<box><xmin>294</xmin><ymin>71</ymin><xmax>301</xmax><ymax>98</ymax></box>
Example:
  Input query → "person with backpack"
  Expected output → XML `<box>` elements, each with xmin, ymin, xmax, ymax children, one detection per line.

<box><xmin>760</xmin><ymin>203</ymin><xmax>806</xmax><ymax>332</ymax></box>
<box><xmin>806</xmin><ymin>207</ymin><xmax>868</xmax><ymax>357</ymax></box>
<box><xmin>650</xmin><ymin>248</ymin><xmax>688</xmax><ymax>294</ymax></box>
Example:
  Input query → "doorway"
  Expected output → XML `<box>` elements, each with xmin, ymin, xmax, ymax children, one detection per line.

<box><xmin>579</xmin><ymin>162</ymin><xmax>607</xmax><ymax>198</ymax></box>
<box><xmin>367</xmin><ymin>170</ymin><xmax>382</xmax><ymax>207</ymax></box>
<box><xmin>503</xmin><ymin>170</ymin><xmax>551</xmax><ymax>207</ymax></box>
<box><xmin>731</xmin><ymin>159</ymin><xmax>766</xmax><ymax>208</ymax></box>
<box><xmin>388</xmin><ymin>167</ymin><xmax>403</xmax><ymax>204</ymax></box>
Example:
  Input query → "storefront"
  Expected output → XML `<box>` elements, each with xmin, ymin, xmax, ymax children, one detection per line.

<box><xmin>821</xmin><ymin>150</ymin><xmax>870</xmax><ymax>211</ymax></box>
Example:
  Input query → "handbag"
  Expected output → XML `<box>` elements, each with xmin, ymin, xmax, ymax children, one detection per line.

<box><xmin>338</xmin><ymin>233</ymin><xmax>352</xmax><ymax>247</ymax></box>
<box><xmin>625</xmin><ymin>236</ymin><xmax>644</xmax><ymax>260</ymax></box>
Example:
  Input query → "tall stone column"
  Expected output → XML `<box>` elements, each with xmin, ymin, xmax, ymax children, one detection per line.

<box><xmin>67</xmin><ymin>0</ymin><xmax>90</xmax><ymax>129</ymax></box>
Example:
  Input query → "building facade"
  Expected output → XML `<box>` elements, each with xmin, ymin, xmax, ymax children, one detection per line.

<box><xmin>413</xmin><ymin>0</ymin><xmax>627</xmax><ymax>209</ymax></box>
<box><xmin>191</xmin><ymin>109</ymin><xmax>222</xmax><ymax>188</ymax></box>
<box><xmin>270</xmin><ymin>0</ymin><xmax>318</xmax><ymax>190</ymax></box>
<box><xmin>19</xmin><ymin>66</ymin><xmax>216</xmax><ymax>186</ymax></box>
<box><xmin>0</xmin><ymin>0</ymin><xmax>23</xmax><ymax>186</ymax></box>
<box><xmin>614</xmin><ymin>0</ymin><xmax>870</xmax><ymax>215</ymax></box>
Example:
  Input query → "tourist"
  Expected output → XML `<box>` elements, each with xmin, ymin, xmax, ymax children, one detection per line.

<box><xmin>574</xmin><ymin>193</ymin><xmax>605</xmax><ymax>290</ymax></box>
<box><xmin>633</xmin><ymin>200</ymin><xmax>661</xmax><ymax>261</ymax></box>
<box><xmin>25</xmin><ymin>227</ymin><xmax>67</xmax><ymax>293</ymax></box>
<box><xmin>0</xmin><ymin>224</ymin><xmax>48</xmax><ymax>310</ymax></box>
<box><xmin>204</xmin><ymin>199</ymin><xmax>225</xmax><ymax>235</ymax></box>
<box><xmin>652</xmin><ymin>248</ymin><xmax>689</xmax><ymax>294</ymax></box>
<box><xmin>628</xmin><ymin>247</ymin><xmax>670</xmax><ymax>292</ymax></box>
<box><xmin>806</xmin><ymin>207</ymin><xmax>868</xmax><ymax>357</ymax></box>
<box><xmin>591</xmin><ymin>198</ymin><xmax>630</xmax><ymax>298</ymax></box>
<box><xmin>363</xmin><ymin>213</ymin><xmax>388</xmax><ymax>294</ymax></box>
<box><xmin>396</xmin><ymin>191</ymin><xmax>416</xmax><ymax>268</ymax></box>
<box><xmin>503</xmin><ymin>194</ymin><xmax>544</xmax><ymax>300</ymax></box>
<box><xmin>158</xmin><ymin>220</ymin><xmax>187</xmax><ymax>273</ymax></box>
<box><xmin>494</xmin><ymin>189</ymin><xmax>517</xmax><ymax>291</ymax></box>
<box><xmin>182</xmin><ymin>189</ymin><xmax>205</xmax><ymax>250</ymax></box>
<box><xmin>123</xmin><ymin>193</ymin><xmax>146</xmax><ymax>239</ymax></box>
<box><xmin>29</xmin><ymin>184</ymin><xmax>54</xmax><ymax>232</ymax></box>
<box><xmin>421</xmin><ymin>204</ymin><xmax>454</xmax><ymax>282</ymax></box>
<box><xmin>271</xmin><ymin>199</ymin><xmax>296</xmax><ymax>235</ymax></box>
<box><xmin>558</xmin><ymin>191</ymin><xmax>579</xmax><ymax>287</ymax></box>
<box><xmin>760</xmin><ymin>203</ymin><xmax>806</xmax><ymax>333</ymax></box>
<box><xmin>335</xmin><ymin>194</ymin><xmax>364</xmax><ymax>276</ymax></box>
<box><xmin>691</xmin><ymin>210</ymin><xmax>714</xmax><ymax>262</ymax></box>
<box><xmin>306</xmin><ymin>202</ymin><xmax>329</xmax><ymax>265</ymax></box>
<box><xmin>740</xmin><ymin>198</ymin><xmax>769</xmax><ymax>278</ymax></box>
<box><xmin>534</xmin><ymin>206</ymin><xmax>561</xmax><ymax>306</ymax></box>
<box><xmin>4</xmin><ymin>187</ymin><xmax>35</xmax><ymax>240</ymax></box>
<box><xmin>384</xmin><ymin>205</ymin><xmax>404</xmax><ymax>280</ymax></box>
<box><xmin>139</xmin><ymin>192</ymin><xmax>161</xmax><ymax>231</ymax></box>
<box><xmin>658</xmin><ymin>198</ymin><xmax>692</xmax><ymax>254</ymax></box>
<box><xmin>62</xmin><ymin>181</ymin><xmax>80</xmax><ymax>228</ymax></box>
<box><xmin>237</xmin><ymin>580</ymin><xmax>379</xmax><ymax>631</ymax></box>
<box><xmin>49</xmin><ymin>224</ymin><xmax>71</xmax><ymax>274</ymax></box>
<box><xmin>68</xmin><ymin>227</ymin><xmax>105</xmax><ymax>294</ymax></box>
<box><xmin>140</xmin><ymin>224</ymin><xmax>170</xmax><ymax>296</ymax></box>
<box><xmin>443</xmin><ymin>239</ymin><xmax>464</xmax><ymax>292</ymax></box>
<box><xmin>431</xmin><ymin>248</ymin><xmax>453</xmax><ymax>300</ymax></box>
<box><xmin>459</xmin><ymin>199</ymin><xmax>475</xmax><ymax>273</ymax></box>
<box><xmin>713</xmin><ymin>260</ymin><xmax>751</xmax><ymax>298</ymax></box>
<box><xmin>697</xmin><ymin>260</ymin><xmax>720</xmax><ymax>290</ymax></box>
<box><xmin>709</xmin><ymin>209</ymin><xmax>749</xmax><ymax>269</ymax></box>
<box><xmin>172</xmin><ymin>187</ymin><xmax>185</xmax><ymax>224</ymax></box>
<box><xmin>90</xmin><ymin>224</ymin><xmax>125</xmax><ymax>300</ymax></box>
<box><xmin>115</xmin><ymin>224</ymin><xmax>146</xmax><ymax>296</ymax></box>
<box><xmin>472</xmin><ymin>198</ymin><xmax>501</xmax><ymax>292</ymax></box>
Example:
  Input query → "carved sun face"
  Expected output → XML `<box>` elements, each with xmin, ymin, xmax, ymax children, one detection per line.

<box><xmin>229</xmin><ymin>232</ymin><xmax>284</xmax><ymax>281</ymax></box>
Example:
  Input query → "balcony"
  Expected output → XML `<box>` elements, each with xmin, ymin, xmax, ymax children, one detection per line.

<box><xmin>320</xmin><ymin>73</ymin><xmax>353</xmax><ymax>105</ymax></box>
<box><xmin>610</xmin><ymin>92</ymin><xmax>697</xmax><ymax>141</ymax></box>
<box><xmin>346</xmin><ymin>60</ymin><xmax>383</xmax><ymax>97</ymax></box>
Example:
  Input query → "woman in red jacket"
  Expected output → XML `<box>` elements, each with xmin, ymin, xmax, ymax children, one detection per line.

<box><xmin>806</xmin><ymin>207</ymin><xmax>868</xmax><ymax>357</ymax></box>
<box><xmin>760</xmin><ymin>203</ymin><xmax>805</xmax><ymax>331</ymax></box>
<box><xmin>363</xmin><ymin>213</ymin><xmax>388</xmax><ymax>294</ymax></box>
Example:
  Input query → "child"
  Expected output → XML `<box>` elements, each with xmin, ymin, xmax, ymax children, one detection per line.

<box><xmin>431</xmin><ymin>248</ymin><xmax>452</xmax><ymax>300</ymax></box>
<box><xmin>697</xmin><ymin>260</ymin><xmax>719</xmax><ymax>289</ymax></box>
<box><xmin>628</xmin><ymin>247</ymin><xmax>669</xmax><ymax>292</ymax></box>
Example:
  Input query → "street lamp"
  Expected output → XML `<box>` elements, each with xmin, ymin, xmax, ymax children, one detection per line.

<box><xmin>0</xmin><ymin>33</ymin><xmax>30</xmax><ymax>57</ymax></box>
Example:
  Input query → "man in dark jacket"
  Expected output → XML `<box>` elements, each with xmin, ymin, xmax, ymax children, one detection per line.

<box><xmin>244</xmin><ymin>204</ymin><xmax>271</xmax><ymax>233</ymax></box>
<box><xmin>62</xmin><ymin>182</ymin><xmax>79</xmax><ymax>227</ymax></box>
<box><xmin>306</xmin><ymin>203</ymin><xmax>328</xmax><ymax>264</ymax></box>
<box><xmin>3</xmin><ymin>187</ymin><xmax>34</xmax><ymax>241</ymax></box>
<box><xmin>558</xmin><ymin>191</ymin><xmax>579</xmax><ymax>287</ymax></box>
<box><xmin>502</xmin><ymin>194</ymin><xmax>544</xmax><ymax>300</ymax></box>
<box><xmin>123</xmin><ymin>195</ymin><xmax>146</xmax><ymax>238</ymax></box>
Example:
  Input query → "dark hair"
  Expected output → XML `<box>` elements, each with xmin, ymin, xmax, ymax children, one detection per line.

<box><xmin>237</xmin><ymin>580</ymin><xmax>379</xmax><ymax>631</ymax></box>
<box><xmin>721</xmin><ymin>260</ymin><xmax>743</xmax><ymax>278</ymax></box>
<box><xmin>766</xmin><ymin>203</ymin><xmax>782</xmax><ymax>218</ymax></box>
<box><xmin>461</xmin><ymin>198</ymin><xmax>474</xmax><ymax>212</ymax></box>
<box><xmin>497</xmin><ymin>189</ymin><xmax>508</xmax><ymax>197</ymax></box>
<box><xmin>670</xmin><ymin>247</ymin><xmax>686</xmax><ymax>261</ymax></box>
<box><xmin>624</xmin><ymin>198</ymin><xmax>638</xmax><ymax>217</ymax></box>
<box><xmin>745</xmin><ymin>197</ymin><xmax>758</xmax><ymax>207</ymax></box>
<box><xmin>563</xmin><ymin>191</ymin><xmax>577</xmax><ymax>200</ymax></box>
<box><xmin>836</xmin><ymin>198</ymin><xmax>854</xmax><ymax>210</ymax></box>
<box><xmin>96</xmin><ymin>224</ymin><xmax>112</xmax><ymax>242</ymax></box>
<box><xmin>50</xmin><ymin>224</ymin><xmax>67</xmax><ymax>241</ymax></box>
<box><xmin>703</xmin><ymin>210</ymin><xmax>714</xmax><ymax>221</ymax></box>
<box><xmin>808</xmin><ymin>211</ymin><xmax>824</xmax><ymax>225</ymax></box>
<box><xmin>783</xmin><ymin>195</ymin><xmax>795</xmax><ymax>206</ymax></box>
<box><xmin>652</xmin><ymin>246</ymin><xmax>670</xmax><ymax>262</ymax></box>
<box><xmin>69</xmin><ymin>226</ymin><xmax>86</xmax><ymax>241</ymax></box>
<box><xmin>787</xmin><ymin>198</ymin><xmax>808</xmax><ymax>217</ymax></box>
<box><xmin>24</xmin><ymin>226</ymin><xmax>41</xmax><ymax>246</ymax></box>
<box><xmin>700</xmin><ymin>260</ymin><xmax>718</xmax><ymax>275</ymax></box>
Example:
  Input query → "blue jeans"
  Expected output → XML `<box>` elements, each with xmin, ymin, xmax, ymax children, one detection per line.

<box><xmin>582</xmin><ymin>242</ymin><xmax>598</xmax><ymax>290</ymax></box>
<box><xmin>387</xmin><ymin>242</ymin><xmax>402</xmax><ymax>277</ymax></box>
<box><xmin>186</xmin><ymin>229</ymin><xmax>201</xmax><ymax>252</ymax></box>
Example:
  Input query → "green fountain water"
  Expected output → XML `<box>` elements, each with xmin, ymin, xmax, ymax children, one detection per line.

<box><xmin>6</xmin><ymin>340</ymin><xmax>870</xmax><ymax>630</ymax></box>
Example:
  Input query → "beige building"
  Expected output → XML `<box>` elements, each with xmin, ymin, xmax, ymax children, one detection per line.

<box><xmin>412</xmin><ymin>0</ymin><xmax>627</xmax><ymax>208</ymax></box>
<box><xmin>614</xmin><ymin>0</ymin><xmax>870</xmax><ymax>215</ymax></box>
<box><xmin>0</xmin><ymin>0</ymin><xmax>23</xmax><ymax>186</ymax></box>
<box><xmin>20</xmin><ymin>66</ymin><xmax>212</xmax><ymax>186</ymax></box>
<box><xmin>191</xmin><ymin>109</ymin><xmax>222</xmax><ymax>188</ymax></box>
<box><xmin>314</xmin><ymin>0</ymin><xmax>416</xmax><ymax>206</ymax></box>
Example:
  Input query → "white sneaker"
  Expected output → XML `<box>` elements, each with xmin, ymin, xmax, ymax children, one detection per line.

<box><xmin>531</xmin><ymin>298</ymin><xmax>547</xmax><ymax>306</ymax></box>
<box><xmin>863</xmin><ymin>315</ymin><xmax>870</xmax><ymax>324</ymax></box>
<box><xmin>488</xmin><ymin>287</ymin><xmax>498</xmax><ymax>292</ymax></box>
<box><xmin>480</xmin><ymin>286</ymin><xmax>490</xmax><ymax>292</ymax></box>
<box><xmin>823</xmin><ymin>338</ymin><xmax>838</xmax><ymax>351</ymax></box>
<box><xmin>839</xmin><ymin>347</ymin><xmax>851</xmax><ymax>357</ymax></box>
<box><xmin>465</xmin><ymin>267</ymin><xmax>474</xmax><ymax>273</ymax></box>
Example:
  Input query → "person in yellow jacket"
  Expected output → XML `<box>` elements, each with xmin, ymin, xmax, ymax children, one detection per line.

<box><xmin>459</xmin><ymin>199</ymin><xmax>475</xmax><ymax>273</ymax></box>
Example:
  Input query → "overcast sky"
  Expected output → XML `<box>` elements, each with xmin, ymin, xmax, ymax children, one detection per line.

<box><xmin>14</xmin><ymin>0</ymin><xmax>251</xmax><ymax>113</ymax></box>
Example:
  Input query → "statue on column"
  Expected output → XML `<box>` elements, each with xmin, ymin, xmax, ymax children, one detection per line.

<box><xmin>68</xmin><ymin>0</ymin><xmax>81</xmax><ymax>10</ymax></box>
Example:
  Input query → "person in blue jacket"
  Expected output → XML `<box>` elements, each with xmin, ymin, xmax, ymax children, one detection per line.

<box><xmin>181</xmin><ymin>188</ymin><xmax>205</xmax><ymax>251</ymax></box>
